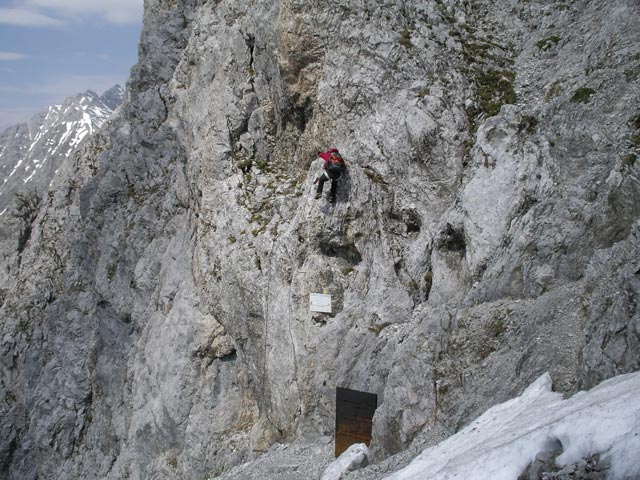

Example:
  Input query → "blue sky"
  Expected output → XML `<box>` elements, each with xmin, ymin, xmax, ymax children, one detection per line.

<box><xmin>0</xmin><ymin>0</ymin><xmax>143</xmax><ymax>132</ymax></box>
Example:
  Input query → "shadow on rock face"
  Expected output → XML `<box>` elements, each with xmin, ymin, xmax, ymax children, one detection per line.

<box><xmin>318</xmin><ymin>234</ymin><xmax>363</xmax><ymax>266</ymax></box>
<box><xmin>436</xmin><ymin>223</ymin><xmax>466</xmax><ymax>253</ymax></box>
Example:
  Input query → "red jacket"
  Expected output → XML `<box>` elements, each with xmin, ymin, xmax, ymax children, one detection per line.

<box><xmin>318</xmin><ymin>148</ymin><xmax>340</xmax><ymax>169</ymax></box>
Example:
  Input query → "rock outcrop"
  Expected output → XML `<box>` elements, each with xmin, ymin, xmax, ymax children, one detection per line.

<box><xmin>1</xmin><ymin>0</ymin><xmax>639</xmax><ymax>479</ymax></box>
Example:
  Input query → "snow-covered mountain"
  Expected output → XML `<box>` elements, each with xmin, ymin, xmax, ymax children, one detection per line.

<box><xmin>0</xmin><ymin>85</ymin><xmax>124</xmax><ymax>214</ymax></box>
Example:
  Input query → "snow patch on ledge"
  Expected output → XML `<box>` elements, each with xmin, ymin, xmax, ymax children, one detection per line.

<box><xmin>384</xmin><ymin>372</ymin><xmax>640</xmax><ymax>480</ymax></box>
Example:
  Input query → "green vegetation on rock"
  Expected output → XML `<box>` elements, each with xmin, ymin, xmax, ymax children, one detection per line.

<box><xmin>535</xmin><ymin>35</ymin><xmax>561</xmax><ymax>51</ymax></box>
<box><xmin>571</xmin><ymin>87</ymin><xmax>596</xmax><ymax>103</ymax></box>
<box><xmin>475</xmin><ymin>68</ymin><xmax>517</xmax><ymax>117</ymax></box>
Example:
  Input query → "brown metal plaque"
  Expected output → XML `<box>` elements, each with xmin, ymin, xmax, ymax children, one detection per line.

<box><xmin>335</xmin><ymin>387</ymin><xmax>378</xmax><ymax>457</ymax></box>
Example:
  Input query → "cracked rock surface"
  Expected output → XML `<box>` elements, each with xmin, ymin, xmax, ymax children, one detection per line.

<box><xmin>1</xmin><ymin>0</ymin><xmax>639</xmax><ymax>479</ymax></box>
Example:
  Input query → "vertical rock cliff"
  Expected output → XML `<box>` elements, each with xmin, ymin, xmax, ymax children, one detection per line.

<box><xmin>1</xmin><ymin>0</ymin><xmax>639</xmax><ymax>479</ymax></box>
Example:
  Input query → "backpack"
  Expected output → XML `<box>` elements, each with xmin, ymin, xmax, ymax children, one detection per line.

<box><xmin>327</xmin><ymin>153</ymin><xmax>345</xmax><ymax>176</ymax></box>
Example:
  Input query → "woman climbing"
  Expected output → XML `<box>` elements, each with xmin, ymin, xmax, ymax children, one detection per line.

<box><xmin>314</xmin><ymin>148</ymin><xmax>346</xmax><ymax>203</ymax></box>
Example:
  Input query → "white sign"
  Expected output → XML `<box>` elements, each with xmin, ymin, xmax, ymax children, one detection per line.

<box><xmin>310</xmin><ymin>293</ymin><xmax>332</xmax><ymax>313</ymax></box>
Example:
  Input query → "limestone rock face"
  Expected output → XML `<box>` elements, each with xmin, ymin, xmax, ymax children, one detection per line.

<box><xmin>1</xmin><ymin>0</ymin><xmax>639</xmax><ymax>479</ymax></box>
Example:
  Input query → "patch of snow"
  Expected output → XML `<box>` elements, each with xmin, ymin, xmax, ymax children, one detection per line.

<box><xmin>0</xmin><ymin>207</ymin><xmax>6</xmax><ymax>216</ymax></box>
<box><xmin>384</xmin><ymin>372</ymin><xmax>640</xmax><ymax>480</ymax></box>
<box><xmin>27</xmin><ymin>130</ymin><xmax>44</xmax><ymax>152</ymax></box>
<box><xmin>24</xmin><ymin>169</ymin><xmax>37</xmax><ymax>183</ymax></box>
<box><xmin>66</xmin><ymin>125</ymin><xmax>89</xmax><ymax>155</ymax></box>
<box><xmin>8</xmin><ymin>158</ymin><xmax>23</xmax><ymax>178</ymax></box>
<box><xmin>82</xmin><ymin>112</ymin><xmax>94</xmax><ymax>135</ymax></box>
<box><xmin>52</xmin><ymin>121</ymin><xmax>76</xmax><ymax>156</ymax></box>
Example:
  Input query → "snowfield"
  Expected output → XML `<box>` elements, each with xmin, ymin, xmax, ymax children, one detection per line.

<box><xmin>383</xmin><ymin>372</ymin><xmax>640</xmax><ymax>480</ymax></box>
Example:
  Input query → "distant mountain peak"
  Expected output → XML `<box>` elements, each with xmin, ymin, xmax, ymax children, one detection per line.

<box><xmin>100</xmin><ymin>84</ymin><xmax>126</xmax><ymax>110</ymax></box>
<box><xmin>0</xmin><ymin>85</ymin><xmax>125</xmax><ymax>214</ymax></box>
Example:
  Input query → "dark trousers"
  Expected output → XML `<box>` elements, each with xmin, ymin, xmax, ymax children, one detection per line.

<box><xmin>316</xmin><ymin>171</ymin><xmax>339</xmax><ymax>197</ymax></box>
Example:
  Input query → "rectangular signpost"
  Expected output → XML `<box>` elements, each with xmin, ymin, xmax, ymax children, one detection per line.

<box><xmin>310</xmin><ymin>293</ymin><xmax>332</xmax><ymax>313</ymax></box>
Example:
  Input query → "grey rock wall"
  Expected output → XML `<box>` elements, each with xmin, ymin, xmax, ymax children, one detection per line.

<box><xmin>1</xmin><ymin>0</ymin><xmax>639</xmax><ymax>479</ymax></box>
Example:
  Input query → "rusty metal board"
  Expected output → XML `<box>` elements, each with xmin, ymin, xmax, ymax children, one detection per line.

<box><xmin>335</xmin><ymin>387</ymin><xmax>378</xmax><ymax>457</ymax></box>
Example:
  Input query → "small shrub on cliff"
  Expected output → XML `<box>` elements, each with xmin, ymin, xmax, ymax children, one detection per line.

<box><xmin>235</xmin><ymin>157</ymin><xmax>252</xmax><ymax>173</ymax></box>
<box><xmin>571</xmin><ymin>87</ymin><xmax>596</xmax><ymax>103</ymax></box>
<box><xmin>545</xmin><ymin>82</ymin><xmax>563</xmax><ymax>102</ymax></box>
<box><xmin>535</xmin><ymin>35</ymin><xmax>561</xmax><ymax>51</ymax></box>
<box><xmin>417</xmin><ymin>86</ymin><xmax>431</xmax><ymax>97</ymax></box>
<box><xmin>489</xmin><ymin>318</ymin><xmax>506</xmax><ymax>337</ymax></box>
<box><xmin>475</xmin><ymin>68</ymin><xmax>517</xmax><ymax>117</ymax></box>
<box><xmin>368</xmin><ymin>322</ymin><xmax>391</xmax><ymax>335</ymax></box>
<box><xmin>107</xmin><ymin>265</ymin><xmax>117</xmax><ymax>281</ymax></box>
<box><xmin>254</xmin><ymin>159</ymin><xmax>273</xmax><ymax>173</ymax></box>
<box><xmin>622</xmin><ymin>154</ymin><xmax>636</xmax><ymax>169</ymax></box>
<box><xmin>462</xmin><ymin>42</ymin><xmax>492</xmax><ymax>64</ymax></box>
<box><xmin>16</xmin><ymin>319</ymin><xmax>31</xmax><ymax>335</ymax></box>
<box><xmin>399</xmin><ymin>29</ymin><xmax>412</xmax><ymax>48</ymax></box>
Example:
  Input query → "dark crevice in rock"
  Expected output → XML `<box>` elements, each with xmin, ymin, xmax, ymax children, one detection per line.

<box><xmin>394</xmin><ymin>258</ymin><xmax>405</xmax><ymax>276</ymax></box>
<box><xmin>285</xmin><ymin>97</ymin><xmax>314</xmax><ymax>133</ymax></box>
<box><xmin>218</xmin><ymin>349</ymin><xmax>237</xmax><ymax>363</ymax></box>
<box><xmin>515</xmin><ymin>194</ymin><xmax>538</xmax><ymax>218</ymax></box>
<box><xmin>406</xmin><ymin>218</ymin><xmax>421</xmax><ymax>234</ymax></box>
<box><xmin>0</xmin><ymin>436</ymin><xmax>17</xmax><ymax>478</ymax></box>
<box><xmin>13</xmin><ymin>191</ymin><xmax>41</xmax><ymax>258</ymax></box>
<box><xmin>318</xmin><ymin>236</ymin><xmax>362</xmax><ymax>265</ymax></box>
<box><xmin>228</xmin><ymin>117</ymin><xmax>250</xmax><ymax>150</ymax></box>
<box><xmin>436</xmin><ymin>223</ymin><xmax>466</xmax><ymax>253</ymax></box>
<box><xmin>394</xmin><ymin>208</ymin><xmax>422</xmax><ymax>235</ymax></box>
<box><xmin>245</xmin><ymin>33</ymin><xmax>256</xmax><ymax>83</ymax></box>
<box><xmin>157</xmin><ymin>86</ymin><xmax>169</xmax><ymax>125</ymax></box>
<box><xmin>424</xmin><ymin>270</ymin><xmax>433</xmax><ymax>300</ymax></box>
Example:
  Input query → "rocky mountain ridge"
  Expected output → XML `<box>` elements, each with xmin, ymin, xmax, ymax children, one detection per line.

<box><xmin>0</xmin><ymin>85</ymin><xmax>124</xmax><ymax>214</ymax></box>
<box><xmin>0</xmin><ymin>1</ymin><xmax>638</xmax><ymax>479</ymax></box>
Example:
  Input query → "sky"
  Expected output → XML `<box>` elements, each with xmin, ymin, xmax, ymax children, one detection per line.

<box><xmin>0</xmin><ymin>0</ymin><xmax>143</xmax><ymax>132</ymax></box>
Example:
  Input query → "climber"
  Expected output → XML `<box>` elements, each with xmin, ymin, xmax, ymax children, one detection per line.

<box><xmin>314</xmin><ymin>148</ymin><xmax>346</xmax><ymax>203</ymax></box>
